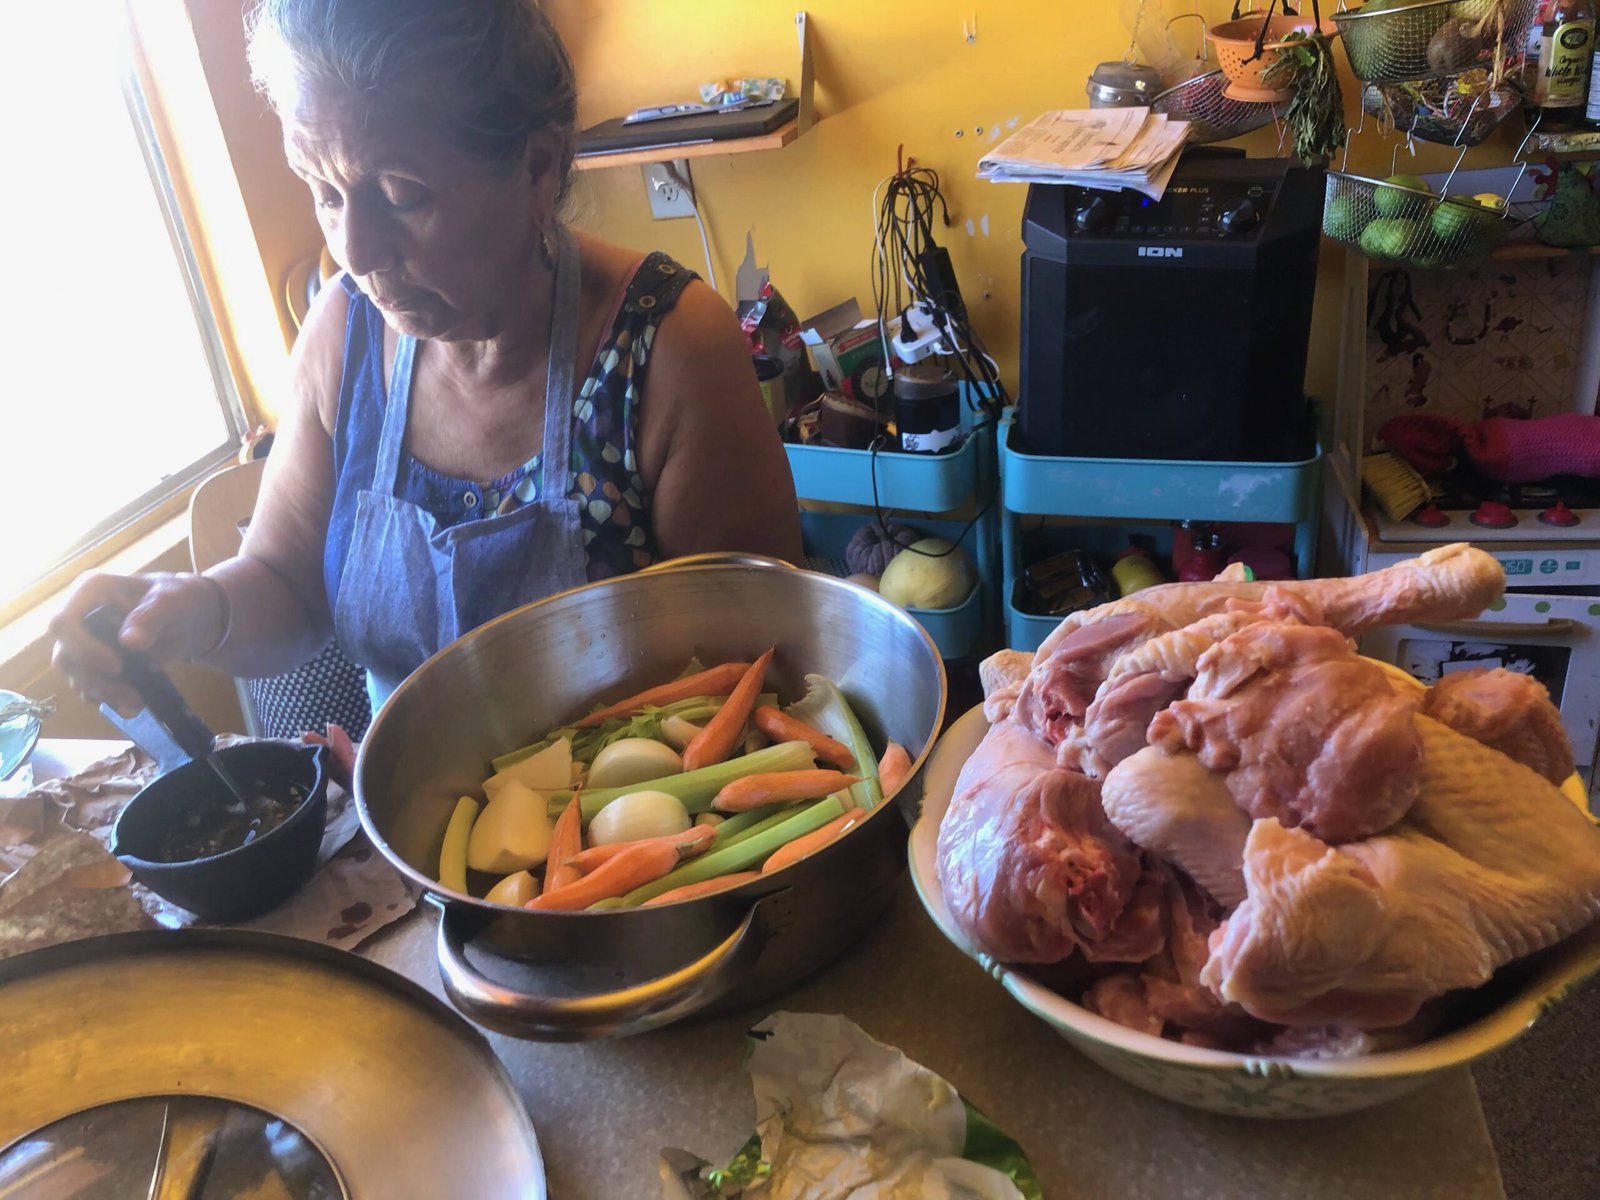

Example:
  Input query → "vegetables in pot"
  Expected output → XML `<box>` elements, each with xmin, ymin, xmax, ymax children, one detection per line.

<box><xmin>587</xmin><ymin>738</ymin><xmax>684</xmax><ymax>790</ymax></box>
<box><xmin>587</xmin><ymin>789</ymin><xmax>691</xmax><ymax>847</ymax></box>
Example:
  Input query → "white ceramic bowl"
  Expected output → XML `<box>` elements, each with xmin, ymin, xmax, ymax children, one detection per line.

<box><xmin>909</xmin><ymin>705</ymin><xmax>1600</xmax><ymax>1118</ymax></box>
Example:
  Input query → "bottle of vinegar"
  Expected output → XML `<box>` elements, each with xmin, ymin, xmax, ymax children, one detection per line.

<box><xmin>1535</xmin><ymin>0</ymin><xmax>1596</xmax><ymax>132</ymax></box>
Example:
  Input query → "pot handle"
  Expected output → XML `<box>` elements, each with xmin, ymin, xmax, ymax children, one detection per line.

<box><xmin>642</xmin><ymin>552</ymin><xmax>797</xmax><ymax>573</ymax></box>
<box><xmin>435</xmin><ymin>891</ymin><xmax>790</xmax><ymax>1041</ymax></box>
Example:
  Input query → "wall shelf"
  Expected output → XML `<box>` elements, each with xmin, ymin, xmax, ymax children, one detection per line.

<box><xmin>1492</xmin><ymin>241</ymin><xmax>1600</xmax><ymax>259</ymax></box>
<box><xmin>574</xmin><ymin>120</ymin><xmax>801</xmax><ymax>172</ymax></box>
<box><xmin>573</xmin><ymin>11</ymin><xmax>814</xmax><ymax>173</ymax></box>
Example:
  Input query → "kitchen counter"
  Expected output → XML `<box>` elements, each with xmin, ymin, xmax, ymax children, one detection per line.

<box><xmin>19</xmin><ymin>740</ymin><xmax>1561</xmax><ymax>1197</ymax></box>
<box><xmin>362</xmin><ymin>883</ymin><xmax>1506</xmax><ymax>1200</ymax></box>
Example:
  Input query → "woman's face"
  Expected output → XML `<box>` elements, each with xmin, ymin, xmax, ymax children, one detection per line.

<box><xmin>280</xmin><ymin>78</ymin><xmax>550</xmax><ymax>342</ymax></box>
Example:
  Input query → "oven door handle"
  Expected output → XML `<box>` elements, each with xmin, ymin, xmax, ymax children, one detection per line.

<box><xmin>1412</xmin><ymin>618</ymin><xmax>1579</xmax><ymax>638</ymax></box>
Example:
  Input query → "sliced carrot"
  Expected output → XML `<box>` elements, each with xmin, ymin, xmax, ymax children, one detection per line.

<box><xmin>761</xmin><ymin>812</ymin><xmax>862</xmax><ymax>874</ymax></box>
<box><xmin>751</xmin><ymin>706</ymin><xmax>856</xmax><ymax>771</ymax></box>
<box><xmin>528</xmin><ymin>840</ymin><xmax>680</xmax><ymax>910</ymax></box>
<box><xmin>682</xmin><ymin>648</ymin><xmax>776</xmax><ymax>772</ymax></box>
<box><xmin>711</xmin><ymin>769</ymin><xmax>862</xmax><ymax>813</ymax></box>
<box><xmin>878</xmin><ymin>742</ymin><xmax>913</xmax><ymax>799</ymax></box>
<box><xmin>642</xmin><ymin>871</ymin><xmax>763</xmax><ymax>907</ymax></box>
<box><xmin>545</xmin><ymin>793</ymin><xmax>584</xmax><ymax>893</ymax></box>
<box><xmin>565</xmin><ymin>823</ymin><xmax>716</xmax><ymax>873</ymax></box>
<box><xmin>576</xmin><ymin>662</ymin><xmax>752</xmax><ymax>728</ymax></box>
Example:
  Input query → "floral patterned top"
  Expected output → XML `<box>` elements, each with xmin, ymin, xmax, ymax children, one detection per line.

<box><xmin>325</xmin><ymin>253</ymin><xmax>696</xmax><ymax>600</ymax></box>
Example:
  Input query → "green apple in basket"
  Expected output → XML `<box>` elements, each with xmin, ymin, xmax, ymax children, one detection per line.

<box><xmin>1374</xmin><ymin>173</ymin><xmax>1432</xmax><ymax>217</ymax></box>
<box><xmin>1359</xmin><ymin>217</ymin><xmax>1424</xmax><ymax>261</ymax></box>
<box><xmin>1324</xmin><ymin>194</ymin><xmax>1368</xmax><ymax>243</ymax></box>
<box><xmin>1431</xmin><ymin>194</ymin><xmax>1501</xmax><ymax>245</ymax></box>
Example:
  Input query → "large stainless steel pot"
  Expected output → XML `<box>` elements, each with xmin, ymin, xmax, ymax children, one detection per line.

<box><xmin>355</xmin><ymin>556</ymin><xmax>947</xmax><ymax>1041</ymax></box>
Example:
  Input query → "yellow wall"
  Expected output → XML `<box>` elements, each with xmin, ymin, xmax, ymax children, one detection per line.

<box><xmin>191</xmin><ymin>0</ymin><xmax>1530</xmax><ymax>420</ymax></box>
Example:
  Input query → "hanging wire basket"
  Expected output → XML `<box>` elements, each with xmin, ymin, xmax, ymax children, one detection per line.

<box><xmin>1152</xmin><ymin>68</ymin><xmax>1288</xmax><ymax>142</ymax></box>
<box><xmin>1360</xmin><ymin>67</ymin><xmax>1522</xmax><ymax>146</ymax></box>
<box><xmin>1323</xmin><ymin>167</ymin><xmax>1515</xmax><ymax>269</ymax></box>
<box><xmin>1332</xmin><ymin>0</ymin><xmax>1540</xmax><ymax>84</ymax></box>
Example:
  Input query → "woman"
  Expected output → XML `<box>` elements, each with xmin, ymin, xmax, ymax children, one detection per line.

<box><xmin>52</xmin><ymin>0</ymin><xmax>803</xmax><ymax>717</ymax></box>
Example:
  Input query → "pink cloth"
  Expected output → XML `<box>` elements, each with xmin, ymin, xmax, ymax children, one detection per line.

<box><xmin>1381</xmin><ymin>413</ymin><xmax>1600</xmax><ymax>483</ymax></box>
<box><xmin>1460</xmin><ymin>414</ymin><xmax>1600</xmax><ymax>482</ymax></box>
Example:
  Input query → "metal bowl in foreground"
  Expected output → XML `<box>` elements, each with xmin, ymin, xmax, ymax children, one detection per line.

<box><xmin>910</xmin><ymin>706</ymin><xmax>1600</xmax><ymax>1119</ymax></box>
<box><xmin>356</xmin><ymin>556</ymin><xmax>947</xmax><ymax>1041</ymax></box>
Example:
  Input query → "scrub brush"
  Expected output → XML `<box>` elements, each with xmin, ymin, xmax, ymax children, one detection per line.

<box><xmin>1361</xmin><ymin>452</ymin><xmax>1431</xmax><ymax>521</ymax></box>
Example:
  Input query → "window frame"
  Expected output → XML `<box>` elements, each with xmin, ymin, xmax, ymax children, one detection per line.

<box><xmin>0</xmin><ymin>27</ymin><xmax>250</xmax><ymax>627</ymax></box>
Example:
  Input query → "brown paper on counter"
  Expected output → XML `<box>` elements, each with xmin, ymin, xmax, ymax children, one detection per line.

<box><xmin>0</xmin><ymin>739</ymin><xmax>418</xmax><ymax>958</ymax></box>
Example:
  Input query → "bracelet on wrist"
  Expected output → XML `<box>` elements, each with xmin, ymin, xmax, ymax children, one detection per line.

<box><xmin>193</xmin><ymin>574</ymin><xmax>233</xmax><ymax>660</ymax></box>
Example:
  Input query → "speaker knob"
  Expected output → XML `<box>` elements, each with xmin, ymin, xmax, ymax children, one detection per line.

<box><xmin>1219</xmin><ymin>199</ymin><xmax>1260</xmax><ymax>235</ymax></box>
<box><xmin>1073</xmin><ymin>196</ymin><xmax>1111</xmax><ymax>233</ymax></box>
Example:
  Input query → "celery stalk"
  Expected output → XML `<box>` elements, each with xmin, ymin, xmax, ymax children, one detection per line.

<box><xmin>494</xmin><ymin>692</ymin><xmax>779</xmax><ymax>772</ymax></box>
<box><xmin>710</xmin><ymin>803</ymin><xmax>788</xmax><ymax>845</ymax></box>
<box><xmin>542</xmin><ymin>739</ymin><xmax>817</xmax><ymax>821</ymax></box>
<box><xmin>620</xmin><ymin>797</ymin><xmax>845</xmax><ymax>905</ymax></box>
<box><xmin>784</xmin><ymin>675</ymin><xmax>884</xmax><ymax>810</ymax></box>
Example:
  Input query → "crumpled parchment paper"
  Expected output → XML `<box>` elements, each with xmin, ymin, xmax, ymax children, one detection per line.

<box><xmin>0</xmin><ymin>740</ymin><xmax>418</xmax><ymax>958</ymax></box>
<box><xmin>661</xmin><ymin>1012</ymin><xmax>1037</xmax><ymax>1200</ymax></box>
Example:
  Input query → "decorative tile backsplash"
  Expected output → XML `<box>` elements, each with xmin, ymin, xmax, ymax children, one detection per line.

<box><xmin>1364</xmin><ymin>256</ymin><xmax>1594</xmax><ymax>450</ymax></box>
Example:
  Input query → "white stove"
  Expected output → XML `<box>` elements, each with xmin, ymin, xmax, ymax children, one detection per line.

<box><xmin>1366</xmin><ymin>482</ymin><xmax>1600</xmax><ymax>585</ymax></box>
<box><xmin>1325</xmin><ymin>463</ymin><xmax>1600</xmax><ymax>802</ymax></box>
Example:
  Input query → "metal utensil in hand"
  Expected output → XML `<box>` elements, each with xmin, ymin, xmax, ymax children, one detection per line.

<box><xmin>82</xmin><ymin>605</ymin><xmax>254</xmax><ymax>810</ymax></box>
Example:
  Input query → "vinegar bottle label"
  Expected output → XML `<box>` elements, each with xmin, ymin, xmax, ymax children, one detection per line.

<box><xmin>1540</xmin><ymin>19</ymin><xmax>1595</xmax><ymax>107</ymax></box>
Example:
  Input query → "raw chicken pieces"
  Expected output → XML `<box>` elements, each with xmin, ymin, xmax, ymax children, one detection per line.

<box><xmin>936</xmin><ymin>721</ymin><xmax>1146</xmax><ymax>964</ymax></box>
<box><xmin>936</xmin><ymin>542</ymin><xmax>1600</xmax><ymax>1055</ymax></box>
<box><xmin>1147</xmin><ymin>622</ymin><xmax>1422</xmax><ymax>844</ymax></box>
<box><xmin>1204</xmin><ymin>718</ymin><xmax>1600</xmax><ymax>1028</ymax></box>
<box><xmin>1420</xmin><ymin>667</ymin><xmax>1574</xmax><ymax>784</ymax></box>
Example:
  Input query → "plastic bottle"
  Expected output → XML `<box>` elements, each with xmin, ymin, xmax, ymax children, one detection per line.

<box><xmin>1174</xmin><ymin>522</ymin><xmax>1228</xmax><ymax>582</ymax></box>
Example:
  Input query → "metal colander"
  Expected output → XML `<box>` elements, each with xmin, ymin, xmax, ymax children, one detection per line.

<box><xmin>1360</xmin><ymin>70</ymin><xmax>1522</xmax><ymax>145</ymax></box>
<box><xmin>1332</xmin><ymin>0</ymin><xmax>1540</xmax><ymax>84</ymax></box>
<box><xmin>1323</xmin><ymin>170</ymin><xmax>1511</xmax><ymax>268</ymax></box>
<box><xmin>1152</xmin><ymin>69</ymin><xmax>1287</xmax><ymax>143</ymax></box>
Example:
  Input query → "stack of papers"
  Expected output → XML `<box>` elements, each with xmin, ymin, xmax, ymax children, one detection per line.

<box><xmin>977</xmin><ymin>107</ymin><xmax>1190</xmax><ymax>201</ymax></box>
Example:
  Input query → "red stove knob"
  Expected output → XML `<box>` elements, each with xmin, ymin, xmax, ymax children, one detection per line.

<box><xmin>1539</xmin><ymin>500</ymin><xmax>1581</xmax><ymax>527</ymax></box>
<box><xmin>1470</xmin><ymin>500</ymin><xmax>1518</xmax><ymax>529</ymax></box>
<box><xmin>1411</xmin><ymin>503</ymin><xmax>1450</xmax><ymax>528</ymax></box>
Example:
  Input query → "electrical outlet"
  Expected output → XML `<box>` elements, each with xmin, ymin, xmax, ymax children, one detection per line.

<box><xmin>642</xmin><ymin>159</ymin><xmax>697</xmax><ymax>220</ymax></box>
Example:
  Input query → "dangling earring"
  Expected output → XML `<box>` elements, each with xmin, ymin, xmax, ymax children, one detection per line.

<box><xmin>538</xmin><ymin>225</ymin><xmax>557</xmax><ymax>272</ymax></box>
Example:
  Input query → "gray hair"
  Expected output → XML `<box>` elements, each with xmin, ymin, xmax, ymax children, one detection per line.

<box><xmin>246</xmin><ymin>0</ymin><xmax>578</xmax><ymax>197</ymax></box>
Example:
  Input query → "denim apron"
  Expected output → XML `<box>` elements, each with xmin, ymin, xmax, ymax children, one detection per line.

<box><xmin>334</xmin><ymin>225</ymin><xmax>588</xmax><ymax>711</ymax></box>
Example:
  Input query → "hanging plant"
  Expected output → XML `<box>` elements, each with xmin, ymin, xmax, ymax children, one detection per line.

<box><xmin>1261</xmin><ymin>26</ymin><xmax>1346</xmax><ymax>164</ymax></box>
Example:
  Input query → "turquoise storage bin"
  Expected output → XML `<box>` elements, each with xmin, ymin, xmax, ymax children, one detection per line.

<box><xmin>1006</xmin><ymin>581</ymin><xmax>1064</xmax><ymax>654</ymax></box>
<box><xmin>1001</xmin><ymin>422</ymin><xmax>1321</xmax><ymax>523</ymax></box>
<box><xmin>800</xmin><ymin>511</ymin><xmax>986</xmax><ymax>661</ymax></box>
<box><xmin>783</xmin><ymin>395</ymin><xmax>988</xmax><ymax>510</ymax></box>
<box><xmin>785</xmin><ymin>430</ymin><xmax>982</xmax><ymax>510</ymax></box>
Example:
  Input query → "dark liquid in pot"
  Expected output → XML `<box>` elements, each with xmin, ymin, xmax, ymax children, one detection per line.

<box><xmin>149</xmin><ymin>775</ymin><xmax>309</xmax><ymax>862</ymax></box>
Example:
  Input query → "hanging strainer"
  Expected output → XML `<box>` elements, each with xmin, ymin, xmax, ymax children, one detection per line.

<box><xmin>1323</xmin><ymin>141</ymin><xmax>1523</xmax><ymax>269</ymax></box>
<box><xmin>1359</xmin><ymin>68</ymin><xmax>1522</xmax><ymax>146</ymax></box>
<box><xmin>1332</xmin><ymin>0</ymin><xmax>1541</xmax><ymax>85</ymax></box>
<box><xmin>1150</xmin><ymin>14</ymin><xmax>1286</xmax><ymax>145</ymax></box>
<box><xmin>1153</xmin><ymin>69</ymin><xmax>1288</xmax><ymax>143</ymax></box>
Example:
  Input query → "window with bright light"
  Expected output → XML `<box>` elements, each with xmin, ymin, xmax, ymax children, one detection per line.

<box><xmin>1</xmin><ymin>7</ymin><xmax>244</xmax><ymax>610</ymax></box>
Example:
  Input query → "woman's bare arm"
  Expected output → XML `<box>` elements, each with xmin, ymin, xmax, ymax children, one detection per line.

<box><xmin>204</xmin><ymin>280</ymin><xmax>352</xmax><ymax>677</ymax></box>
<box><xmin>637</xmin><ymin>279</ymin><xmax>804</xmax><ymax>565</ymax></box>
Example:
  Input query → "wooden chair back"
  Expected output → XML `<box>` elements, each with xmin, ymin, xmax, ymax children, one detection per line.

<box><xmin>189</xmin><ymin>458</ymin><xmax>266</xmax><ymax>573</ymax></box>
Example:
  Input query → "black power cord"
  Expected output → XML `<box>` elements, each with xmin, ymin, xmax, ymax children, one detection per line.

<box><xmin>868</xmin><ymin>155</ymin><xmax>1009</xmax><ymax>563</ymax></box>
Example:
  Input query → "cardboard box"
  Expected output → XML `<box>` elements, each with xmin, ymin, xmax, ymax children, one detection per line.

<box><xmin>798</xmin><ymin>299</ymin><xmax>890</xmax><ymax>411</ymax></box>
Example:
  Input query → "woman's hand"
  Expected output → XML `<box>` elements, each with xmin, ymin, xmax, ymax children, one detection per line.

<box><xmin>48</xmin><ymin>571</ymin><xmax>228</xmax><ymax>716</ymax></box>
